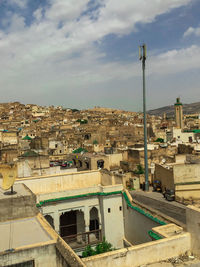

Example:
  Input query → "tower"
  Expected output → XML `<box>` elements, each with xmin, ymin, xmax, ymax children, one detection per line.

<box><xmin>174</xmin><ymin>97</ymin><xmax>183</xmax><ymax>129</ymax></box>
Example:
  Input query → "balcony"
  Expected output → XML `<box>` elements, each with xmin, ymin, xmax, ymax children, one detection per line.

<box><xmin>62</xmin><ymin>229</ymin><xmax>102</xmax><ymax>249</ymax></box>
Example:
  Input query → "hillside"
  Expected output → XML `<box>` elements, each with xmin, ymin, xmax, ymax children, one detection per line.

<box><xmin>148</xmin><ymin>101</ymin><xmax>200</xmax><ymax>117</ymax></box>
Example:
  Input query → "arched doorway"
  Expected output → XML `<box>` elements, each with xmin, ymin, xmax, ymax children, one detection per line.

<box><xmin>72</xmin><ymin>159</ymin><xmax>76</xmax><ymax>167</ymax></box>
<box><xmin>78</xmin><ymin>160</ymin><xmax>82</xmax><ymax>168</ymax></box>
<box><xmin>44</xmin><ymin>214</ymin><xmax>54</xmax><ymax>229</ymax></box>
<box><xmin>89</xmin><ymin>207</ymin><xmax>99</xmax><ymax>232</ymax></box>
<box><xmin>97</xmin><ymin>159</ymin><xmax>104</xmax><ymax>169</ymax></box>
<box><xmin>60</xmin><ymin>210</ymin><xmax>77</xmax><ymax>238</ymax></box>
<box><xmin>86</xmin><ymin>161</ymin><xmax>90</xmax><ymax>169</ymax></box>
<box><xmin>84</xmin><ymin>161</ymin><xmax>90</xmax><ymax>169</ymax></box>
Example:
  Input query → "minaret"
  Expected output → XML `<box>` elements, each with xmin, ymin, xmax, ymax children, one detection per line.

<box><xmin>174</xmin><ymin>97</ymin><xmax>183</xmax><ymax>129</ymax></box>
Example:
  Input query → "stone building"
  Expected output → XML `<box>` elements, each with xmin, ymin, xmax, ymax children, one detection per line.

<box><xmin>174</xmin><ymin>97</ymin><xmax>183</xmax><ymax>129</ymax></box>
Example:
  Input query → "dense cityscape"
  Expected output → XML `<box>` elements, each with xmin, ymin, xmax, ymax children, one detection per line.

<box><xmin>0</xmin><ymin>98</ymin><xmax>200</xmax><ymax>266</ymax></box>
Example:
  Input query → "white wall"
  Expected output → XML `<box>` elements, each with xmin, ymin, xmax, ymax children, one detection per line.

<box><xmin>41</xmin><ymin>196</ymin><xmax>100</xmax><ymax>234</ymax></box>
<box><xmin>173</xmin><ymin>128</ymin><xmax>194</xmax><ymax>143</ymax></box>
<box><xmin>123</xmin><ymin>197</ymin><xmax>161</xmax><ymax>245</ymax></box>
<box><xmin>100</xmin><ymin>194</ymin><xmax>124</xmax><ymax>249</ymax></box>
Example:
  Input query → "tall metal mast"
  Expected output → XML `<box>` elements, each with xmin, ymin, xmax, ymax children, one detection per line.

<box><xmin>139</xmin><ymin>44</ymin><xmax>149</xmax><ymax>191</ymax></box>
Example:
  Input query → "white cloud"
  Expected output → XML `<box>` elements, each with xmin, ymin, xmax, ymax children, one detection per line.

<box><xmin>8</xmin><ymin>0</ymin><xmax>28</xmax><ymax>9</ymax></box>
<box><xmin>33</xmin><ymin>8</ymin><xmax>43</xmax><ymax>22</ymax></box>
<box><xmin>0</xmin><ymin>0</ymin><xmax>197</xmax><ymax>108</ymax></box>
<box><xmin>183</xmin><ymin>26</ymin><xmax>200</xmax><ymax>37</ymax></box>
<box><xmin>8</xmin><ymin>14</ymin><xmax>26</xmax><ymax>32</ymax></box>
<box><xmin>95</xmin><ymin>0</ymin><xmax>191</xmax><ymax>35</ymax></box>
<box><xmin>45</xmin><ymin>0</ymin><xmax>89</xmax><ymax>22</ymax></box>
<box><xmin>149</xmin><ymin>45</ymin><xmax>200</xmax><ymax>75</ymax></box>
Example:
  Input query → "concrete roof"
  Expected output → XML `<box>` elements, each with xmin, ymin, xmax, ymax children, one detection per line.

<box><xmin>0</xmin><ymin>217</ymin><xmax>53</xmax><ymax>252</ymax></box>
<box><xmin>0</xmin><ymin>183</ymin><xmax>31</xmax><ymax>200</ymax></box>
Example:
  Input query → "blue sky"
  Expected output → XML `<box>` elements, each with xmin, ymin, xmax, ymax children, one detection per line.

<box><xmin>0</xmin><ymin>0</ymin><xmax>199</xmax><ymax>111</ymax></box>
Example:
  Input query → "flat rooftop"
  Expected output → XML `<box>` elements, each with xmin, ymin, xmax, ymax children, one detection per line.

<box><xmin>0</xmin><ymin>183</ymin><xmax>31</xmax><ymax>200</ymax></box>
<box><xmin>0</xmin><ymin>216</ymin><xmax>53</xmax><ymax>252</ymax></box>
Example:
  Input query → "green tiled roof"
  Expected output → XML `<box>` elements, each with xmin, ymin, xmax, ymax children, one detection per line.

<box><xmin>193</xmin><ymin>129</ymin><xmax>200</xmax><ymax>133</ymax></box>
<box><xmin>22</xmin><ymin>150</ymin><xmax>38</xmax><ymax>157</ymax></box>
<box><xmin>22</xmin><ymin>135</ymin><xmax>32</xmax><ymax>140</ymax></box>
<box><xmin>72</xmin><ymin>147</ymin><xmax>88</xmax><ymax>153</ymax></box>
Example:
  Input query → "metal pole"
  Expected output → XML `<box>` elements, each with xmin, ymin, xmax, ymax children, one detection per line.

<box><xmin>140</xmin><ymin>44</ymin><xmax>149</xmax><ymax>191</ymax></box>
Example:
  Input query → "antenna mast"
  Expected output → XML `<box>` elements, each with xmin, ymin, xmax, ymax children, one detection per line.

<box><xmin>139</xmin><ymin>44</ymin><xmax>149</xmax><ymax>191</ymax></box>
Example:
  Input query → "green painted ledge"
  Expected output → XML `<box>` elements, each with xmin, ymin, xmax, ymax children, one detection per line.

<box><xmin>148</xmin><ymin>230</ymin><xmax>163</xmax><ymax>240</ymax></box>
<box><xmin>123</xmin><ymin>191</ymin><xmax>166</xmax><ymax>226</ymax></box>
<box><xmin>36</xmin><ymin>190</ymin><xmax>121</xmax><ymax>207</ymax></box>
<box><xmin>36</xmin><ymin>190</ymin><xmax>166</xmax><ymax>229</ymax></box>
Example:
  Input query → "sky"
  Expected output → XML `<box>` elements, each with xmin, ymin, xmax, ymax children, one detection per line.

<box><xmin>0</xmin><ymin>0</ymin><xmax>200</xmax><ymax>111</ymax></box>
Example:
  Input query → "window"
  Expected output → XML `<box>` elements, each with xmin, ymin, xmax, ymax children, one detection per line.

<box><xmin>55</xmin><ymin>144</ymin><xmax>57</xmax><ymax>148</ymax></box>
<box><xmin>119</xmin><ymin>206</ymin><xmax>122</xmax><ymax>211</ymax></box>
<box><xmin>108</xmin><ymin>208</ymin><xmax>111</xmax><ymax>213</ymax></box>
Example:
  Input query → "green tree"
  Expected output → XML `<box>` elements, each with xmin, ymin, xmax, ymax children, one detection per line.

<box><xmin>155</xmin><ymin>138</ymin><xmax>164</xmax><ymax>143</ymax></box>
<box><xmin>82</xmin><ymin>238</ymin><xmax>114</xmax><ymax>258</ymax></box>
<box><xmin>134</xmin><ymin>164</ymin><xmax>144</xmax><ymax>174</ymax></box>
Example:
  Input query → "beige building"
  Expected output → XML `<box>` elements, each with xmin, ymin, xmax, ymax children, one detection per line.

<box><xmin>155</xmin><ymin>159</ymin><xmax>200</xmax><ymax>203</ymax></box>
<box><xmin>15</xmin><ymin>170</ymin><xmax>125</xmax><ymax>250</ymax></box>
<box><xmin>1</xmin><ymin>173</ymin><xmax>200</xmax><ymax>266</ymax></box>
<box><xmin>70</xmin><ymin>152</ymin><xmax>123</xmax><ymax>171</ymax></box>
<box><xmin>172</xmin><ymin>128</ymin><xmax>195</xmax><ymax>143</ymax></box>
<box><xmin>0</xmin><ymin>184</ymin><xmax>83</xmax><ymax>267</ymax></box>
<box><xmin>0</xmin><ymin>131</ymin><xmax>18</xmax><ymax>145</ymax></box>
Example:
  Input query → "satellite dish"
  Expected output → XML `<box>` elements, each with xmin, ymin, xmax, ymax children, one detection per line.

<box><xmin>161</xmin><ymin>158</ymin><xmax>166</xmax><ymax>164</ymax></box>
<box><xmin>2</xmin><ymin>172</ymin><xmax>15</xmax><ymax>190</ymax></box>
<box><xmin>0</xmin><ymin>164</ymin><xmax>16</xmax><ymax>193</ymax></box>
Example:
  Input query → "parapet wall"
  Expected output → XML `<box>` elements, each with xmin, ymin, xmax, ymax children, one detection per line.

<box><xmin>0</xmin><ymin>184</ymin><xmax>38</xmax><ymax>222</ymax></box>
<box><xmin>186</xmin><ymin>205</ymin><xmax>200</xmax><ymax>255</ymax></box>
<box><xmin>83</xmin><ymin>232</ymin><xmax>191</xmax><ymax>267</ymax></box>
<box><xmin>15</xmin><ymin>170</ymin><xmax>102</xmax><ymax>194</ymax></box>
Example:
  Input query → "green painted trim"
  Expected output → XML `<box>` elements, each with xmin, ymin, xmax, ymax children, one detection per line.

<box><xmin>123</xmin><ymin>192</ymin><xmax>166</xmax><ymax>225</ymax></box>
<box><xmin>174</xmin><ymin>103</ymin><xmax>182</xmax><ymax>106</ymax></box>
<box><xmin>36</xmin><ymin>191</ymin><xmax>122</xmax><ymax>207</ymax></box>
<box><xmin>148</xmin><ymin>230</ymin><xmax>163</xmax><ymax>240</ymax></box>
<box><xmin>175</xmin><ymin>181</ymin><xmax>200</xmax><ymax>186</ymax></box>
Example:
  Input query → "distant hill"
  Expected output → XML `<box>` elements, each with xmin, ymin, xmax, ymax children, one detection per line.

<box><xmin>148</xmin><ymin>102</ymin><xmax>200</xmax><ymax>117</ymax></box>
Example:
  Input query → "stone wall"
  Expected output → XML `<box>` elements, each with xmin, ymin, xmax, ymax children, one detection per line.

<box><xmin>123</xmin><ymin>191</ymin><xmax>162</xmax><ymax>245</ymax></box>
<box><xmin>0</xmin><ymin>244</ymin><xmax>58</xmax><ymax>267</ymax></box>
<box><xmin>174</xmin><ymin>164</ymin><xmax>200</xmax><ymax>184</ymax></box>
<box><xmin>186</xmin><ymin>205</ymin><xmax>200</xmax><ymax>255</ymax></box>
<box><xmin>15</xmin><ymin>170</ymin><xmax>101</xmax><ymax>194</ymax></box>
<box><xmin>83</xmin><ymin>233</ymin><xmax>191</xmax><ymax>267</ymax></box>
<box><xmin>154</xmin><ymin>164</ymin><xmax>174</xmax><ymax>191</ymax></box>
<box><xmin>0</xmin><ymin>184</ymin><xmax>38</xmax><ymax>222</ymax></box>
<box><xmin>174</xmin><ymin>164</ymin><xmax>200</xmax><ymax>202</ymax></box>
